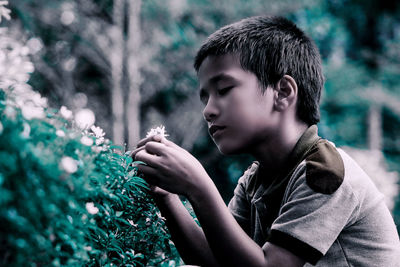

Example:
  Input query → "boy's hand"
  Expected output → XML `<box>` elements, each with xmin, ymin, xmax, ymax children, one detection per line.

<box><xmin>132</xmin><ymin>136</ymin><xmax>171</xmax><ymax>198</ymax></box>
<box><xmin>131</xmin><ymin>135</ymin><xmax>210</xmax><ymax>198</ymax></box>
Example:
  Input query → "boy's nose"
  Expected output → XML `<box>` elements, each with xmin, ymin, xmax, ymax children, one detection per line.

<box><xmin>203</xmin><ymin>99</ymin><xmax>219</xmax><ymax>122</ymax></box>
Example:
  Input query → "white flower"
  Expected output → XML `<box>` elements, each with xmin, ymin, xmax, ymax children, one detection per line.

<box><xmin>146</xmin><ymin>125</ymin><xmax>168</xmax><ymax>138</ymax></box>
<box><xmin>56</xmin><ymin>129</ymin><xmax>65</xmax><ymax>137</ymax></box>
<box><xmin>75</xmin><ymin>108</ymin><xmax>95</xmax><ymax>129</ymax></box>
<box><xmin>90</xmin><ymin>125</ymin><xmax>105</xmax><ymax>138</ymax></box>
<box><xmin>145</xmin><ymin>217</ymin><xmax>151</xmax><ymax>225</ymax></box>
<box><xmin>127</xmin><ymin>219</ymin><xmax>138</xmax><ymax>227</ymax></box>
<box><xmin>0</xmin><ymin>122</ymin><xmax>3</xmax><ymax>135</ymax></box>
<box><xmin>90</xmin><ymin>125</ymin><xmax>105</xmax><ymax>145</ymax></box>
<box><xmin>85</xmin><ymin>202</ymin><xmax>99</xmax><ymax>215</ymax></box>
<box><xmin>27</xmin><ymin>38</ymin><xmax>43</xmax><ymax>54</ymax></box>
<box><xmin>21</xmin><ymin>122</ymin><xmax>30</xmax><ymax>138</ymax></box>
<box><xmin>59</xmin><ymin>106</ymin><xmax>73</xmax><ymax>120</ymax></box>
<box><xmin>61</xmin><ymin>156</ymin><xmax>78</xmax><ymax>173</ymax></box>
<box><xmin>155</xmin><ymin>251</ymin><xmax>166</xmax><ymax>259</ymax></box>
<box><xmin>95</xmin><ymin>138</ymin><xmax>105</xmax><ymax>146</ymax></box>
<box><xmin>0</xmin><ymin>1</ymin><xmax>11</xmax><ymax>23</ymax></box>
<box><xmin>30</xmin><ymin>92</ymin><xmax>46</xmax><ymax>107</ymax></box>
<box><xmin>92</xmin><ymin>145</ymin><xmax>104</xmax><ymax>153</ymax></box>
<box><xmin>4</xmin><ymin>106</ymin><xmax>16</xmax><ymax>120</ymax></box>
<box><xmin>49</xmin><ymin>234</ymin><xmax>55</xmax><ymax>242</ymax></box>
<box><xmin>21</xmin><ymin>103</ymin><xmax>45</xmax><ymax>120</ymax></box>
<box><xmin>156</xmin><ymin>211</ymin><xmax>166</xmax><ymax>221</ymax></box>
<box><xmin>80</xmin><ymin>135</ymin><xmax>93</xmax><ymax>146</ymax></box>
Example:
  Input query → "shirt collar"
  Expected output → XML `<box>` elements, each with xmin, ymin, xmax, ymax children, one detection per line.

<box><xmin>253</xmin><ymin>125</ymin><xmax>321</xmax><ymax>199</ymax></box>
<box><xmin>286</xmin><ymin>124</ymin><xmax>320</xmax><ymax>172</ymax></box>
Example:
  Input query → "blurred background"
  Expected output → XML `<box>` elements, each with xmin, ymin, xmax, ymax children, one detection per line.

<box><xmin>2</xmin><ymin>0</ymin><xmax>400</xmax><ymax>230</ymax></box>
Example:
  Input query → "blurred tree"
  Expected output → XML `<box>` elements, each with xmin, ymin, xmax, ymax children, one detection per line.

<box><xmin>126</xmin><ymin>0</ymin><xmax>142</xmax><ymax>147</ymax></box>
<box><xmin>322</xmin><ymin>0</ymin><xmax>400</xmax><ymax>170</ymax></box>
<box><xmin>8</xmin><ymin>0</ymin><xmax>143</xmax><ymax>147</ymax></box>
<box><xmin>110</xmin><ymin>0</ymin><xmax>125</xmax><ymax>145</ymax></box>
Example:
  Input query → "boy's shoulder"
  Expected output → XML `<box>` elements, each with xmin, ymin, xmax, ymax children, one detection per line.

<box><xmin>237</xmin><ymin>126</ymin><xmax>378</xmax><ymax>200</ymax></box>
<box><xmin>239</xmin><ymin>138</ymin><xmax>346</xmax><ymax>196</ymax></box>
<box><xmin>237</xmin><ymin>139</ymin><xmax>346</xmax><ymax>199</ymax></box>
<box><xmin>304</xmin><ymin>139</ymin><xmax>345</xmax><ymax>194</ymax></box>
<box><xmin>291</xmin><ymin>138</ymin><xmax>382</xmax><ymax>200</ymax></box>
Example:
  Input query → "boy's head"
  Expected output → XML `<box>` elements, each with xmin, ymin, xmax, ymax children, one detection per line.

<box><xmin>194</xmin><ymin>15</ymin><xmax>324</xmax><ymax>126</ymax></box>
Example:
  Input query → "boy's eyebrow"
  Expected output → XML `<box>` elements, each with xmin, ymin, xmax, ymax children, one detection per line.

<box><xmin>209</xmin><ymin>73</ymin><xmax>236</xmax><ymax>84</ymax></box>
<box><xmin>199</xmin><ymin>73</ymin><xmax>237</xmax><ymax>93</ymax></box>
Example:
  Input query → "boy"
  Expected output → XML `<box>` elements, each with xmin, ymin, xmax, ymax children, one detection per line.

<box><xmin>132</xmin><ymin>16</ymin><xmax>400</xmax><ymax>266</ymax></box>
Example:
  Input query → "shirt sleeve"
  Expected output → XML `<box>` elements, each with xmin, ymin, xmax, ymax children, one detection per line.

<box><xmin>268</xmin><ymin>163</ymin><xmax>359</xmax><ymax>265</ymax></box>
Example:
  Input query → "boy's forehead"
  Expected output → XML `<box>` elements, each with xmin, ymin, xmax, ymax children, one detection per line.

<box><xmin>197</xmin><ymin>54</ymin><xmax>242</xmax><ymax>84</ymax></box>
<box><xmin>199</xmin><ymin>54</ymin><xmax>240</xmax><ymax>71</ymax></box>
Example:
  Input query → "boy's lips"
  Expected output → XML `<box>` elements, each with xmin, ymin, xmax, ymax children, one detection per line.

<box><xmin>209</xmin><ymin>125</ymin><xmax>226</xmax><ymax>137</ymax></box>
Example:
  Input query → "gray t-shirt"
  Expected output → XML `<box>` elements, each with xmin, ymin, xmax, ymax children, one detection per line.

<box><xmin>228</xmin><ymin>126</ymin><xmax>400</xmax><ymax>266</ymax></box>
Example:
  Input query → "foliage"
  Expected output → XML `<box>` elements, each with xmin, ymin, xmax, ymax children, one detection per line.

<box><xmin>0</xmin><ymin>90</ymin><xmax>181</xmax><ymax>266</ymax></box>
<box><xmin>0</xmin><ymin>12</ymin><xmax>180</xmax><ymax>265</ymax></box>
<box><xmin>0</xmin><ymin>89</ymin><xmax>180</xmax><ymax>266</ymax></box>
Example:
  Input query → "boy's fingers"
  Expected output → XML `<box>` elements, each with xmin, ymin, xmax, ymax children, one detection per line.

<box><xmin>132</xmin><ymin>135</ymin><xmax>164</xmax><ymax>158</ymax></box>
<box><xmin>136</xmin><ymin>135</ymin><xmax>161</xmax><ymax>148</ymax></box>
<box><xmin>136</xmin><ymin>134</ymin><xmax>178</xmax><ymax>149</ymax></box>
<box><xmin>157</xmin><ymin>135</ymin><xmax>180</xmax><ymax>149</ymax></box>
<box><xmin>131</xmin><ymin>140</ymin><xmax>167</xmax><ymax>158</ymax></box>
<box><xmin>133</xmin><ymin>135</ymin><xmax>181</xmax><ymax>159</ymax></box>
<box><xmin>144</xmin><ymin>141</ymin><xmax>167</xmax><ymax>156</ymax></box>
<box><xmin>130</xmin><ymin>146</ymin><xmax>145</xmax><ymax>158</ymax></box>
<box><xmin>134</xmin><ymin>150</ymin><xmax>159</xmax><ymax>167</ymax></box>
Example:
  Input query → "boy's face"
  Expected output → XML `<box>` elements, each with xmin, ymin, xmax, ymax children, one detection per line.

<box><xmin>198</xmin><ymin>54</ymin><xmax>279</xmax><ymax>155</ymax></box>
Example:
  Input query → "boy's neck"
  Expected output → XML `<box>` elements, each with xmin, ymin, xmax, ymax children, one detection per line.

<box><xmin>253</xmin><ymin>122</ymin><xmax>309</xmax><ymax>178</ymax></box>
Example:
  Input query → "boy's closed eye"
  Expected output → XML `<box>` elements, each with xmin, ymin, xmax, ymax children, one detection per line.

<box><xmin>199</xmin><ymin>85</ymin><xmax>234</xmax><ymax>105</ymax></box>
<box><xmin>217</xmin><ymin>86</ymin><xmax>234</xmax><ymax>96</ymax></box>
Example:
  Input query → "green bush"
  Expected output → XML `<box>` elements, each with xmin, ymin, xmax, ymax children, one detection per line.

<box><xmin>0</xmin><ymin>6</ymin><xmax>180</xmax><ymax>263</ymax></box>
<box><xmin>0</xmin><ymin>88</ymin><xmax>180</xmax><ymax>266</ymax></box>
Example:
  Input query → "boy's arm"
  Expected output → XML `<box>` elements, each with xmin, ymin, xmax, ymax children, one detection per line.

<box><xmin>153</xmin><ymin>191</ymin><xmax>219</xmax><ymax>266</ymax></box>
<box><xmin>133</xmin><ymin>136</ymin><xmax>305</xmax><ymax>266</ymax></box>
<box><xmin>187</xmin><ymin>176</ymin><xmax>305</xmax><ymax>267</ymax></box>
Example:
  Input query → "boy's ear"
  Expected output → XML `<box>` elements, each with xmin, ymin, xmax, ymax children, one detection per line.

<box><xmin>273</xmin><ymin>75</ymin><xmax>298</xmax><ymax>112</ymax></box>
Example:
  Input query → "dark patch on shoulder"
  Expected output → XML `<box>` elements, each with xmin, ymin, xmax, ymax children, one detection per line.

<box><xmin>305</xmin><ymin>141</ymin><xmax>344</xmax><ymax>194</ymax></box>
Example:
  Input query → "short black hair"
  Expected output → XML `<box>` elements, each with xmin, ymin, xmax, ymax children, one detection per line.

<box><xmin>194</xmin><ymin>16</ymin><xmax>324</xmax><ymax>125</ymax></box>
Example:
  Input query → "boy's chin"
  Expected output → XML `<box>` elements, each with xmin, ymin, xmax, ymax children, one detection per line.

<box><xmin>215</xmin><ymin>142</ymin><xmax>243</xmax><ymax>155</ymax></box>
